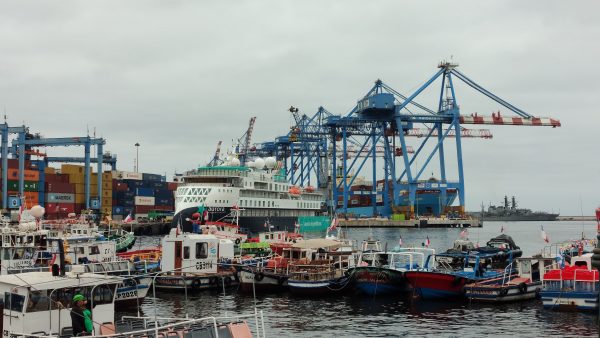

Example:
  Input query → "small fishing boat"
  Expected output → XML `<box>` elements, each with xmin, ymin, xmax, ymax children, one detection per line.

<box><xmin>540</xmin><ymin>253</ymin><xmax>599</xmax><ymax>311</ymax></box>
<box><xmin>349</xmin><ymin>245</ymin><xmax>435</xmax><ymax>296</ymax></box>
<box><xmin>404</xmin><ymin>251</ymin><xmax>513</xmax><ymax>300</ymax></box>
<box><xmin>154</xmin><ymin>228</ymin><xmax>238</xmax><ymax>291</ymax></box>
<box><xmin>465</xmin><ymin>257</ymin><xmax>555</xmax><ymax>302</ymax></box>
<box><xmin>0</xmin><ymin>267</ymin><xmax>264</xmax><ymax>337</ymax></box>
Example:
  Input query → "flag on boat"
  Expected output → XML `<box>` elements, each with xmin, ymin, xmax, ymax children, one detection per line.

<box><xmin>327</xmin><ymin>216</ymin><xmax>338</xmax><ymax>232</ymax></box>
<box><xmin>425</xmin><ymin>236</ymin><xmax>431</xmax><ymax>247</ymax></box>
<box><xmin>123</xmin><ymin>212</ymin><xmax>133</xmax><ymax>223</ymax></box>
<box><xmin>176</xmin><ymin>221</ymin><xmax>182</xmax><ymax>236</ymax></box>
<box><xmin>203</xmin><ymin>210</ymin><xmax>209</xmax><ymax>221</ymax></box>
<box><xmin>541</xmin><ymin>225</ymin><xmax>549</xmax><ymax>243</ymax></box>
<box><xmin>460</xmin><ymin>229</ymin><xmax>468</xmax><ymax>239</ymax></box>
<box><xmin>500</xmin><ymin>225</ymin><xmax>505</xmax><ymax>233</ymax></box>
<box><xmin>263</xmin><ymin>221</ymin><xmax>267</xmax><ymax>228</ymax></box>
<box><xmin>398</xmin><ymin>236</ymin><xmax>403</xmax><ymax>247</ymax></box>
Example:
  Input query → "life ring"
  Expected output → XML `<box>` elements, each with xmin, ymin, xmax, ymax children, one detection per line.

<box><xmin>235</xmin><ymin>238</ymin><xmax>241</xmax><ymax>245</ymax></box>
<box><xmin>192</xmin><ymin>279</ymin><xmax>202</xmax><ymax>289</ymax></box>
<box><xmin>518</xmin><ymin>282</ymin><xmax>527</xmax><ymax>294</ymax></box>
<box><xmin>254</xmin><ymin>272</ymin><xmax>265</xmax><ymax>282</ymax></box>
<box><xmin>209</xmin><ymin>276</ymin><xmax>218</xmax><ymax>285</ymax></box>
<box><xmin>499</xmin><ymin>287</ymin><xmax>509</xmax><ymax>297</ymax></box>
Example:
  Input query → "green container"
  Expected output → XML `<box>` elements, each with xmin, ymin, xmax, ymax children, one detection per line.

<box><xmin>391</xmin><ymin>213</ymin><xmax>406</xmax><ymax>221</ymax></box>
<box><xmin>7</xmin><ymin>180</ymin><xmax>39</xmax><ymax>192</ymax></box>
<box><xmin>298</xmin><ymin>216</ymin><xmax>330</xmax><ymax>232</ymax></box>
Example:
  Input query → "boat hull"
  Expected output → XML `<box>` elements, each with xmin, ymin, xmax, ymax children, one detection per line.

<box><xmin>349</xmin><ymin>267</ymin><xmax>407</xmax><ymax>296</ymax></box>
<box><xmin>154</xmin><ymin>272</ymin><xmax>238</xmax><ymax>291</ymax></box>
<box><xmin>115</xmin><ymin>276</ymin><xmax>152</xmax><ymax>307</ymax></box>
<box><xmin>404</xmin><ymin>271</ymin><xmax>468</xmax><ymax>299</ymax></box>
<box><xmin>465</xmin><ymin>281</ymin><xmax>541</xmax><ymax>303</ymax></box>
<box><xmin>288</xmin><ymin>276</ymin><xmax>350</xmax><ymax>296</ymax></box>
<box><xmin>238</xmin><ymin>269</ymin><xmax>288</xmax><ymax>292</ymax></box>
<box><xmin>540</xmin><ymin>291</ymin><xmax>599</xmax><ymax>311</ymax></box>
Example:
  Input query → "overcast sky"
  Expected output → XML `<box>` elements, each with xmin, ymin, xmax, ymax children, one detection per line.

<box><xmin>0</xmin><ymin>1</ymin><xmax>598</xmax><ymax>215</ymax></box>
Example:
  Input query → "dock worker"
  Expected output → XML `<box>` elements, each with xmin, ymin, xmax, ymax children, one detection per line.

<box><xmin>71</xmin><ymin>294</ymin><xmax>93</xmax><ymax>335</ymax></box>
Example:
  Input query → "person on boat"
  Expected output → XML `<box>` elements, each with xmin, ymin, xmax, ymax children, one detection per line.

<box><xmin>71</xmin><ymin>294</ymin><xmax>93</xmax><ymax>336</ymax></box>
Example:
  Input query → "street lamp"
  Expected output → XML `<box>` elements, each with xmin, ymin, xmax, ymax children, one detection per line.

<box><xmin>135</xmin><ymin>142</ymin><xmax>140</xmax><ymax>173</ymax></box>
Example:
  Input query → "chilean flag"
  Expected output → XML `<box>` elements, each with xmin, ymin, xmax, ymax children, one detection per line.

<box><xmin>328</xmin><ymin>216</ymin><xmax>338</xmax><ymax>232</ymax></box>
<box><xmin>124</xmin><ymin>213</ymin><xmax>133</xmax><ymax>223</ymax></box>
<box><xmin>398</xmin><ymin>236</ymin><xmax>403</xmax><ymax>247</ymax></box>
<box><xmin>460</xmin><ymin>229</ymin><xmax>468</xmax><ymax>239</ymax></box>
<box><xmin>425</xmin><ymin>236</ymin><xmax>431</xmax><ymax>248</ymax></box>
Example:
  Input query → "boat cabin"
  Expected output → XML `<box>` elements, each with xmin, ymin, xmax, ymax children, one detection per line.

<box><xmin>46</xmin><ymin>238</ymin><xmax>116</xmax><ymax>265</ymax></box>
<box><xmin>161</xmin><ymin>229</ymin><xmax>234</xmax><ymax>274</ymax></box>
<box><xmin>542</xmin><ymin>253</ymin><xmax>599</xmax><ymax>292</ymax></box>
<box><xmin>0</xmin><ymin>270</ymin><xmax>122</xmax><ymax>337</ymax></box>
<box><xmin>0</xmin><ymin>228</ymin><xmax>49</xmax><ymax>275</ymax></box>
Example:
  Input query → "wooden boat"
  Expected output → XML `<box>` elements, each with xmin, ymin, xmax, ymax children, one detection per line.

<box><xmin>287</xmin><ymin>261</ymin><xmax>350</xmax><ymax>296</ymax></box>
<box><xmin>465</xmin><ymin>257</ymin><xmax>555</xmax><ymax>302</ymax></box>
<box><xmin>540</xmin><ymin>253</ymin><xmax>599</xmax><ymax>311</ymax></box>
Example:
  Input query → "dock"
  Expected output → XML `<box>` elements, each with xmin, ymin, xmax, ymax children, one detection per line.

<box><xmin>339</xmin><ymin>217</ymin><xmax>482</xmax><ymax>228</ymax></box>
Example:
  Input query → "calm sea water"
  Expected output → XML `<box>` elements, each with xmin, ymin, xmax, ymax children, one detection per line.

<box><xmin>122</xmin><ymin>221</ymin><xmax>599</xmax><ymax>337</ymax></box>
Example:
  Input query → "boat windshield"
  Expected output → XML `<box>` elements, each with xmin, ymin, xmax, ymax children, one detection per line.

<box><xmin>4</xmin><ymin>292</ymin><xmax>25</xmax><ymax>312</ymax></box>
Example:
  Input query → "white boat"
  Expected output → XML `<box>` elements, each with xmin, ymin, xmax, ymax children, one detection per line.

<box><xmin>0</xmin><ymin>267</ymin><xmax>264</xmax><ymax>337</ymax></box>
<box><xmin>174</xmin><ymin>163</ymin><xmax>325</xmax><ymax>234</ymax></box>
<box><xmin>154</xmin><ymin>228</ymin><xmax>238</xmax><ymax>291</ymax></box>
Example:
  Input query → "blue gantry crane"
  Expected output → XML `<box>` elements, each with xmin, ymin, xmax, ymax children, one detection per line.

<box><xmin>253</xmin><ymin>61</ymin><xmax>560</xmax><ymax>219</ymax></box>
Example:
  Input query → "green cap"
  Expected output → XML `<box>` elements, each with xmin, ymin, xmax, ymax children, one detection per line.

<box><xmin>72</xmin><ymin>294</ymin><xmax>86</xmax><ymax>302</ymax></box>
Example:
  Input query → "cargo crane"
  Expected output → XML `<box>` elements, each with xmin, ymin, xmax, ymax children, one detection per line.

<box><xmin>329</xmin><ymin>61</ymin><xmax>560</xmax><ymax>218</ymax></box>
<box><xmin>207</xmin><ymin>141</ymin><xmax>223</xmax><ymax>167</ymax></box>
<box><xmin>236</xmin><ymin>117</ymin><xmax>256</xmax><ymax>166</ymax></box>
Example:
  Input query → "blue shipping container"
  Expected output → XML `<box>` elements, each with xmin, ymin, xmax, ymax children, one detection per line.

<box><xmin>155</xmin><ymin>198</ymin><xmax>174</xmax><ymax>206</ymax></box>
<box><xmin>152</xmin><ymin>181</ymin><xmax>168</xmax><ymax>189</ymax></box>
<box><xmin>142</xmin><ymin>173</ymin><xmax>162</xmax><ymax>182</ymax></box>
<box><xmin>154</xmin><ymin>189</ymin><xmax>173</xmax><ymax>199</ymax></box>
<box><xmin>122</xmin><ymin>199</ymin><xmax>134</xmax><ymax>207</ymax></box>
<box><xmin>123</xmin><ymin>179</ymin><xmax>152</xmax><ymax>189</ymax></box>
<box><xmin>136</xmin><ymin>188</ymin><xmax>154</xmax><ymax>197</ymax></box>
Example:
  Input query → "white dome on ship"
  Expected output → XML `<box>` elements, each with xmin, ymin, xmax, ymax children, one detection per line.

<box><xmin>29</xmin><ymin>205</ymin><xmax>45</xmax><ymax>218</ymax></box>
<box><xmin>230</xmin><ymin>158</ymin><xmax>240</xmax><ymax>166</ymax></box>
<box><xmin>265</xmin><ymin>157</ymin><xmax>276</xmax><ymax>169</ymax></box>
<box><xmin>254</xmin><ymin>158</ymin><xmax>265</xmax><ymax>169</ymax></box>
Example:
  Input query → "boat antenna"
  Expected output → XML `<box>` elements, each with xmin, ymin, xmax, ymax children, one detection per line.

<box><xmin>579</xmin><ymin>195</ymin><xmax>586</xmax><ymax>239</ymax></box>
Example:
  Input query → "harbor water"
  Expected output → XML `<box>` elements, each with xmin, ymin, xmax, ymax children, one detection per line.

<box><xmin>122</xmin><ymin>221</ymin><xmax>599</xmax><ymax>337</ymax></box>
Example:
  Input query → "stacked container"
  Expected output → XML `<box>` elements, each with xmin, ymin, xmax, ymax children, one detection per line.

<box><xmin>0</xmin><ymin>159</ymin><xmax>41</xmax><ymax>207</ymax></box>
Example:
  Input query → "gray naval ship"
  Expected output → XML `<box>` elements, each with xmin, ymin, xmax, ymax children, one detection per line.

<box><xmin>472</xmin><ymin>196</ymin><xmax>559</xmax><ymax>221</ymax></box>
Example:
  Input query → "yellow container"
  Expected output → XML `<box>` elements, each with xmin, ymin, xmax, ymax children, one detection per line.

<box><xmin>75</xmin><ymin>193</ymin><xmax>85</xmax><ymax>204</ymax></box>
<box><xmin>61</xmin><ymin>164</ymin><xmax>84</xmax><ymax>175</ymax></box>
<box><xmin>102</xmin><ymin>172</ymin><xmax>112</xmax><ymax>181</ymax></box>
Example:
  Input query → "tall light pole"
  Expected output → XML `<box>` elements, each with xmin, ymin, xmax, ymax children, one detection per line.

<box><xmin>135</xmin><ymin>142</ymin><xmax>140</xmax><ymax>173</ymax></box>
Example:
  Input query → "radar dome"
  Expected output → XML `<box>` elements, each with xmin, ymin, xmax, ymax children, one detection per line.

<box><xmin>230</xmin><ymin>158</ymin><xmax>240</xmax><ymax>166</ymax></box>
<box><xmin>254</xmin><ymin>158</ymin><xmax>265</xmax><ymax>169</ymax></box>
<box><xmin>265</xmin><ymin>157</ymin><xmax>277</xmax><ymax>169</ymax></box>
<box><xmin>29</xmin><ymin>205</ymin><xmax>45</xmax><ymax>218</ymax></box>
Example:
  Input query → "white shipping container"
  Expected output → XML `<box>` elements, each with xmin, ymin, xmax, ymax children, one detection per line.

<box><xmin>112</xmin><ymin>170</ymin><xmax>143</xmax><ymax>180</ymax></box>
<box><xmin>46</xmin><ymin>193</ymin><xmax>75</xmax><ymax>203</ymax></box>
<box><xmin>135</xmin><ymin>196</ymin><xmax>155</xmax><ymax>206</ymax></box>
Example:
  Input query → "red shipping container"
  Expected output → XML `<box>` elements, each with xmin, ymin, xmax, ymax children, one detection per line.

<box><xmin>167</xmin><ymin>182</ymin><xmax>178</xmax><ymax>191</ymax></box>
<box><xmin>45</xmin><ymin>182</ymin><xmax>76</xmax><ymax>194</ymax></box>
<box><xmin>135</xmin><ymin>205</ymin><xmax>155</xmax><ymax>213</ymax></box>
<box><xmin>74</xmin><ymin>203</ymin><xmax>85</xmax><ymax>214</ymax></box>
<box><xmin>0</xmin><ymin>159</ymin><xmax>34</xmax><ymax>169</ymax></box>
<box><xmin>113</xmin><ymin>180</ymin><xmax>129</xmax><ymax>192</ymax></box>
<box><xmin>7</xmin><ymin>168</ymin><xmax>39</xmax><ymax>181</ymax></box>
<box><xmin>45</xmin><ymin>173</ymin><xmax>70</xmax><ymax>183</ymax></box>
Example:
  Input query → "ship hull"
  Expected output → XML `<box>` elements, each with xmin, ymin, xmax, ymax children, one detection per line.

<box><xmin>480</xmin><ymin>214</ymin><xmax>559</xmax><ymax>222</ymax></box>
<box><xmin>172</xmin><ymin>206</ymin><xmax>299</xmax><ymax>234</ymax></box>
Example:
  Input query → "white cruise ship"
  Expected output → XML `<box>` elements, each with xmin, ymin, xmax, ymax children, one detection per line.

<box><xmin>173</xmin><ymin>158</ymin><xmax>326</xmax><ymax>234</ymax></box>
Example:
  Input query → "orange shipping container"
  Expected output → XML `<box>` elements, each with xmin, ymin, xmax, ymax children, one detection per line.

<box><xmin>45</xmin><ymin>167</ymin><xmax>57</xmax><ymax>174</ymax></box>
<box><xmin>7</xmin><ymin>168</ymin><xmax>39</xmax><ymax>181</ymax></box>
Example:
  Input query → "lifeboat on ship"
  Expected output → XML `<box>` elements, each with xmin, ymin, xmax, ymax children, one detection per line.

<box><xmin>304</xmin><ymin>186</ymin><xmax>316</xmax><ymax>193</ymax></box>
<box><xmin>288</xmin><ymin>186</ymin><xmax>302</xmax><ymax>196</ymax></box>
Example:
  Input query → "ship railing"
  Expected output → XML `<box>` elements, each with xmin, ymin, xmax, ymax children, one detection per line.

<box><xmin>574</xmin><ymin>269</ymin><xmax>599</xmax><ymax>292</ymax></box>
<box><xmin>501</xmin><ymin>262</ymin><xmax>514</xmax><ymax>287</ymax></box>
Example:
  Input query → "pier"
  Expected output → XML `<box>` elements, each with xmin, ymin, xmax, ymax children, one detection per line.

<box><xmin>339</xmin><ymin>217</ymin><xmax>482</xmax><ymax>228</ymax></box>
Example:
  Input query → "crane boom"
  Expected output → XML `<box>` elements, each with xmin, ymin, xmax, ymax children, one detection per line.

<box><xmin>207</xmin><ymin>140</ymin><xmax>223</xmax><ymax>166</ymax></box>
<box><xmin>406</xmin><ymin>128</ymin><xmax>493</xmax><ymax>139</ymax></box>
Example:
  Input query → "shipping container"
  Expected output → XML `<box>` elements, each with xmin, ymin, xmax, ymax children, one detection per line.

<box><xmin>134</xmin><ymin>196</ymin><xmax>155</xmax><ymax>206</ymax></box>
<box><xmin>74</xmin><ymin>194</ymin><xmax>86</xmax><ymax>204</ymax></box>
<box><xmin>124</xmin><ymin>179</ymin><xmax>150</xmax><ymax>189</ymax></box>
<box><xmin>102</xmin><ymin>197</ymin><xmax>112</xmax><ymax>208</ymax></box>
<box><xmin>5</xmin><ymin>180</ymin><xmax>39</xmax><ymax>192</ymax></box>
<box><xmin>155</xmin><ymin>197</ymin><xmax>174</xmax><ymax>206</ymax></box>
<box><xmin>101</xmin><ymin>190</ymin><xmax>112</xmax><ymax>198</ymax></box>
<box><xmin>68</xmin><ymin>173</ymin><xmax>84</xmax><ymax>184</ymax></box>
<box><xmin>112</xmin><ymin>180</ymin><xmax>129</xmax><ymax>192</ymax></box>
<box><xmin>112</xmin><ymin>171</ymin><xmax>143</xmax><ymax>180</ymax></box>
<box><xmin>102</xmin><ymin>172</ymin><xmax>113</xmax><ymax>181</ymax></box>
<box><xmin>61</xmin><ymin>164</ymin><xmax>84</xmax><ymax>175</ymax></box>
<box><xmin>136</xmin><ymin>188</ymin><xmax>154</xmax><ymax>197</ymax></box>
<box><xmin>112</xmin><ymin>206</ymin><xmax>124</xmax><ymax>215</ymax></box>
<box><xmin>45</xmin><ymin>182</ymin><xmax>75</xmax><ymax>194</ymax></box>
<box><xmin>167</xmin><ymin>182</ymin><xmax>178</xmax><ymax>191</ymax></box>
<box><xmin>46</xmin><ymin>193</ymin><xmax>75</xmax><ymax>203</ymax></box>
<box><xmin>154</xmin><ymin>189</ymin><xmax>173</xmax><ymax>199</ymax></box>
<box><xmin>45</xmin><ymin>173</ymin><xmax>70</xmax><ymax>183</ymax></box>
<box><xmin>135</xmin><ymin>205</ymin><xmax>155</xmax><ymax>214</ymax></box>
<box><xmin>6</xmin><ymin>169</ymin><xmax>40</xmax><ymax>181</ymax></box>
<box><xmin>44</xmin><ymin>167</ymin><xmax>57</xmax><ymax>174</ymax></box>
<box><xmin>151</xmin><ymin>181</ymin><xmax>168</xmax><ymax>189</ymax></box>
<box><xmin>102</xmin><ymin>181</ymin><xmax>112</xmax><ymax>191</ymax></box>
<box><xmin>122</xmin><ymin>199</ymin><xmax>134</xmax><ymax>207</ymax></box>
<box><xmin>142</xmin><ymin>173</ymin><xmax>163</xmax><ymax>182</ymax></box>
<box><xmin>45</xmin><ymin>202</ymin><xmax>75</xmax><ymax>214</ymax></box>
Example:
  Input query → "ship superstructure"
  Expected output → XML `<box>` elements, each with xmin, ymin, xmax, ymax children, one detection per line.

<box><xmin>173</xmin><ymin>160</ymin><xmax>325</xmax><ymax>234</ymax></box>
